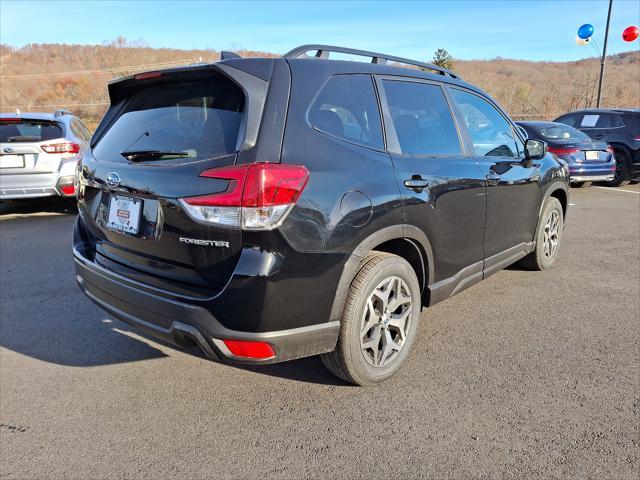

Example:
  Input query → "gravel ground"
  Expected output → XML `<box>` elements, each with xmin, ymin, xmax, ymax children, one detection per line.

<box><xmin>1</xmin><ymin>185</ymin><xmax>639</xmax><ymax>480</ymax></box>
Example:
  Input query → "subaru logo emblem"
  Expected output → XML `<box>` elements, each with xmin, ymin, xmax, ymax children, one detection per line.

<box><xmin>3</xmin><ymin>147</ymin><xmax>14</xmax><ymax>154</ymax></box>
<box><xmin>106</xmin><ymin>172</ymin><xmax>121</xmax><ymax>188</ymax></box>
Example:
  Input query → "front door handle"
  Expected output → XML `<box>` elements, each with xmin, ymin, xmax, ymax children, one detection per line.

<box><xmin>404</xmin><ymin>177</ymin><xmax>429</xmax><ymax>192</ymax></box>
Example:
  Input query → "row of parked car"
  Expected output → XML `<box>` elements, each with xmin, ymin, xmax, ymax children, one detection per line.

<box><xmin>518</xmin><ymin>108</ymin><xmax>640</xmax><ymax>187</ymax></box>
<box><xmin>0</xmin><ymin>107</ymin><xmax>638</xmax><ymax>201</ymax></box>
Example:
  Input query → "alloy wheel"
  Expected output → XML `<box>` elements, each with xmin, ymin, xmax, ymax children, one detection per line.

<box><xmin>360</xmin><ymin>276</ymin><xmax>412</xmax><ymax>367</ymax></box>
<box><xmin>543</xmin><ymin>209</ymin><xmax>560</xmax><ymax>259</ymax></box>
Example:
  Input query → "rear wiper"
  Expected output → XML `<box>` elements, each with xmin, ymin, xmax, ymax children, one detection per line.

<box><xmin>120</xmin><ymin>149</ymin><xmax>191</xmax><ymax>161</ymax></box>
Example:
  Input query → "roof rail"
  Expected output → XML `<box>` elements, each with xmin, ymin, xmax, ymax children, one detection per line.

<box><xmin>284</xmin><ymin>44</ymin><xmax>459</xmax><ymax>79</ymax></box>
<box><xmin>54</xmin><ymin>108</ymin><xmax>72</xmax><ymax>117</ymax></box>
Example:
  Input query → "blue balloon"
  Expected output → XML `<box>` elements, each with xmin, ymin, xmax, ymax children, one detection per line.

<box><xmin>578</xmin><ymin>24</ymin><xmax>594</xmax><ymax>39</ymax></box>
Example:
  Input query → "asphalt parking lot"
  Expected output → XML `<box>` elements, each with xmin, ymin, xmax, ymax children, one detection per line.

<box><xmin>1</xmin><ymin>185</ymin><xmax>639</xmax><ymax>480</ymax></box>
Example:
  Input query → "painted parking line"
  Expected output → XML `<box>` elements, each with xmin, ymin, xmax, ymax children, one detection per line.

<box><xmin>592</xmin><ymin>186</ymin><xmax>640</xmax><ymax>195</ymax></box>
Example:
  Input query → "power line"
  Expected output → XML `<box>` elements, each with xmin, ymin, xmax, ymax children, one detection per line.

<box><xmin>1</xmin><ymin>102</ymin><xmax>109</xmax><ymax>108</ymax></box>
<box><xmin>0</xmin><ymin>58</ymin><xmax>203</xmax><ymax>79</ymax></box>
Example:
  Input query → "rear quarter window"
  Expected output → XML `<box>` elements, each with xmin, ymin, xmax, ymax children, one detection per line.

<box><xmin>0</xmin><ymin>120</ymin><xmax>64</xmax><ymax>143</ymax></box>
<box><xmin>93</xmin><ymin>76</ymin><xmax>244</xmax><ymax>161</ymax></box>
<box><xmin>308</xmin><ymin>75</ymin><xmax>384</xmax><ymax>150</ymax></box>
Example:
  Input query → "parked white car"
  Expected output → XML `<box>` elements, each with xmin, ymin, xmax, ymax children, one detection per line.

<box><xmin>0</xmin><ymin>110</ymin><xmax>91</xmax><ymax>199</ymax></box>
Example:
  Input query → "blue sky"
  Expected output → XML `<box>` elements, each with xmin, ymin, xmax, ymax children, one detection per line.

<box><xmin>1</xmin><ymin>0</ymin><xmax>639</xmax><ymax>61</ymax></box>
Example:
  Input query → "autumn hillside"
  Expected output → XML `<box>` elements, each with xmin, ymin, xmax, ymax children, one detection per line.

<box><xmin>1</xmin><ymin>38</ymin><xmax>638</xmax><ymax>129</ymax></box>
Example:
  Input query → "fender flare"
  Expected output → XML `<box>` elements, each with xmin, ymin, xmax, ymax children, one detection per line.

<box><xmin>533</xmin><ymin>181</ymin><xmax>569</xmax><ymax>242</ymax></box>
<box><xmin>328</xmin><ymin>225</ymin><xmax>435</xmax><ymax>322</ymax></box>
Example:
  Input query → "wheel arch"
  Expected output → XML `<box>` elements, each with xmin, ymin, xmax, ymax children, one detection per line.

<box><xmin>533</xmin><ymin>181</ymin><xmax>569</xmax><ymax>243</ymax></box>
<box><xmin>329</xmin><ymin>225</ymin><xmax>435</xmax><ymax>322</ymax></box>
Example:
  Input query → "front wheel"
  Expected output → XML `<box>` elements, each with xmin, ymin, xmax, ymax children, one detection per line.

<box><xmin>519</xmin><ymin>197</ymin><xmax>564</xmax><ymax>271</ymax></box>
<box><xmin>321</xmin><ymin>252</ymin><xmax>421</xmax><ymax>386</ymax></box>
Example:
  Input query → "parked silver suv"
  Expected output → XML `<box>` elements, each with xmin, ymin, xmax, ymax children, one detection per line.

<box><xmin>0</xmin><ymin>110</ymin><xmax>91</xmax><ymax>199</ymax></box>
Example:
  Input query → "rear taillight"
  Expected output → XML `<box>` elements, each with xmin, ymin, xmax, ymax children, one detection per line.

<box><xmin>0</xmin><ymin>118</ymin><xmax>21</xmax><ymax>123</ymax></box>
<box><xmin>547</xmin><ymin>147</ymin><xmax>580</xmax><ymax>156</ymax></box>
<box><xmin>60</xmin><ymin>185</ymin><xmax>75</xmax><ymax>196</ymax></box>
<box><xmin>179</xmin><ymin>163</ymin><xmax>309</xmax><ymax>230</ymax></box>
<box><xmin>41</xmin><ymin>142</ymin><xmax>80</xmax><ymax>154</ymax></box>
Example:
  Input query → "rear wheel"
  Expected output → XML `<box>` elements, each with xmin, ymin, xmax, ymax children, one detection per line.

<box><xmin>603</xmin><ymin>148</ymin><xmax>631</xmax><ymax>187</ymax></box>
<box><xmin>321</xmin><ymin>252</ymin><xmax>421</xmax><ymax>386</ymax></box>
<box><xmin>519</xmin><ymin>197</ymin><xmax>564</xmax><ymax>271</ymax></box>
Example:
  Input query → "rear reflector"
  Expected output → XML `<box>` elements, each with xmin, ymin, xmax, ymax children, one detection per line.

<box><xmin>222</xmin><ymin>339</ymin><xmax>276</xmax><ymax>359</ymax></box>
<box><xmin>60</xmin><ymin>185</ymin><xmax>75</xmax><ymax>196</ymax></box>
<box><xmin>41</xmin><ymin>142</ymin><xmax>80</xmax><ymax>154</ymax></box>
<box><xmin>180</xmin><ymin>163</ymin><xmax>309</xmax><ymax>230</ymax></box>
<box><xmin>547</xmin><ymin>147</ymin><xmax>580</xmax><ymax>156</ymax></box>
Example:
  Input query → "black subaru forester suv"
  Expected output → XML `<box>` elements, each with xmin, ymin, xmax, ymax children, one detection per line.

<box><xmin>74</xmin><ymin>45</ymin><xmax>569</xmax><ymax>385</ymax></box>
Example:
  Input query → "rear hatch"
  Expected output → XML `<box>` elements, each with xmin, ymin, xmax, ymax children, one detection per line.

<box><xmin>79</xmin><ymin>65</ymin><xmax>268</xmax><ymax>296</ymax></box>
<box><xmin>0</xmin><ymin>118</ymin><xmax>65</xmax><ymax>172</ymax></box>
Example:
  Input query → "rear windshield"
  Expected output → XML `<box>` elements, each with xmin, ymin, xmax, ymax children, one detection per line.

<box><xmin>93</xmin><ymin>76</ymin><xmax>244</xmax><ymax>161</ymax></box>
<box><xmin>539</xmin><ymin>124</ymin><xmax>589</xmax><ymax>141</ymax></box>
<box><xmin>0</xmin><ymin>120</ymin><xmax>64</xmax><ymax>143</ymax></box>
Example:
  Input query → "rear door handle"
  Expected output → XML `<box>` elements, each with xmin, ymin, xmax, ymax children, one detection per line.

<box><xmin>404</xmin><ymin>177</ymin><xmax>429</xmax><ymax>192</ymax></box>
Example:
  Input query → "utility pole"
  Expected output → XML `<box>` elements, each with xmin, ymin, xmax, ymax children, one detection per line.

<box><xmin>596</xmin><ymin>0</ymin><xmax>613</xmax><ymax>108</ymax></box>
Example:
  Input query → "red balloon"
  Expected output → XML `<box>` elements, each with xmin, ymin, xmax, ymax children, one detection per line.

<box><xmin>622</xmin><ymin>26</ymin><xmax>639</xmax><ymax>42</ymax></box>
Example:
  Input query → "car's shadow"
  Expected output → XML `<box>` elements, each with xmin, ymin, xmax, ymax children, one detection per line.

<box><xmin>0</xmin><ymin>197</ymin><xmax>77</xmax><ymax>217</ymax></box>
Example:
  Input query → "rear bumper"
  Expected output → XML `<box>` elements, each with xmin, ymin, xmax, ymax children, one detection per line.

<box><xmin>73</xmin><ymin>242</ymin><xmax>339</xmax><ymax>365</ymax></box>
<box><xmin>0</xmin><ymin>172</ymin><xmax>75</xmax><ymax>199</ymax></box>
<box><xmin>570</xmin><ymin>173</ymin><xmax>614</xmax><ymax>183</ymax></box>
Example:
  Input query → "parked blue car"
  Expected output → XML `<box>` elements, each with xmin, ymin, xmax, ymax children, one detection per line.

<box><xmin>517</xmin><ymin>121</ymin><xmax>615</xmax><ymax>187</ymax></box>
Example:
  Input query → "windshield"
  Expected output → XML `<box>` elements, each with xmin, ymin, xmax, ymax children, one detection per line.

<box><xmin>93</xmin><ymin>76</ymin><xmax>244</xmax><ymax>161</ymax></box>
<box><xmin>539</xmin><ymin>124</ymin><xmax>589</xmax><ymax>141</ymax></box>
<box><xmin>0</xmin><ymin>120</ymin><xmax>64</xmax><ymax>143</ymax></box>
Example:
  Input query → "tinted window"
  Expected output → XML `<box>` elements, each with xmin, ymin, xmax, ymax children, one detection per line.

<box><xmin>0</xmin><ymin>120</ymin><xmax>63</xmax><ymax>143</ymax></box>
<box><xmin>451</xmin><ymin>89</ymin><xmax>521</xmax><ymax>158</ymax></box>
<box><xmin>309</xmin><ymin>75</ymin><xmax>383</xmax><ymax>149</ymax></box>
<box><xmin>383</xmin><ymin>81</ymin><xmax>461</xmax><ymax>156</ymax></box>
<box><xmin>94</xmin><ymin>76</ymin><xmax>244</xmax><ymax>161</ymax></box>
<box><xmin>556</xmin><ymin>114</ymin><xmax>581</xmax><ymax>127</ymax></box>
<box><xmin>538</xmin><ymin>124</ymin><xmax>589</xmax><ymax>141</ymax></box>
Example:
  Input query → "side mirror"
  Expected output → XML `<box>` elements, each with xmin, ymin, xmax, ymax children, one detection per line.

<box><xmin>525</xmin><ymin>139</ymin><xmax>547</xmax><ymax>161</ymax></box>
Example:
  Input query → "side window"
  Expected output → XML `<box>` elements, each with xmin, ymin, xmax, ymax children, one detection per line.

<box><xmin>77</xmin><ymin>120</ymin><xmax>92</xmax><ymax>141</ymax></box>
<box><xmin>69</xmin><ymin>119</ymin><xmax>81</xmax><ymax>139</ymax></box>
<box><xmin>382</xmin><ymin>80</ymin><xmax>462</xmax><ymax>156</ymax></box>
<box><xmin>309</xmin><ymin>75</ymin><xmax>383</xmax><ymax>149</ymax></box>
<box><xmin>556</xmin><ymin>114</ymin><xmax>581</xmax><ymax>127</ymax></box>
<box><xmin>450</xmin><ymin>89</ymin><xmax>520</xmax><ymax>158</ymax></box>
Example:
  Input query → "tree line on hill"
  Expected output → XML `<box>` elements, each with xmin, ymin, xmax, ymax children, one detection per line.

<box><xmin>1</xmin><ymin>37</ymin><xmax>638</xmax><ymax>130</ymax></box>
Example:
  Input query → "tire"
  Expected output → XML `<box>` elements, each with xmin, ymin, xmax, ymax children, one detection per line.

<box><xmin>570</xmin><ymin>182</ymin><xmax>590</xmax><ymax>188</ymax></box>
<box><xmin>321</xmin><ymin>252</ymin><xmax>421</xmax><ymax>386</ymax></box>
<box><xmin>603</xmin><ymin>148</ymin><xmax>631</xmax><ymax>187</ymax></box>
<box><xmin>519</xmin><ymin>197</ymin><xmax>564</xmax><ymax>271</ymax></box>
